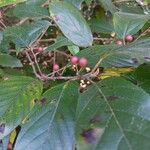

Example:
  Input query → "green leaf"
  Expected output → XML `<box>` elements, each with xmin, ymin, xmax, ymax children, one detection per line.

<box><xmin>78</xmin><ymin>38</ymin><xmax>150</xmax><ymax>68</ymax></box>
<box><xmin>12</xmin><ymin>0</ymin><xmax>49</xmax><ymax>18</ymax></box>
<box><xmin>49</xmin><ymin>1</ymin><xmax>93</xmax><ymax>47</ymax></box>
<box><xmin>68</xmin><ymin>45</ymin><xmax>80</xmax><ymax>55</ymax></box>
<box><xmin>0</xmin><ymin>54</ymin><xmax>22</xmax><ymax>68</ymax></box>
<box><xmin>4</xmin><ymin>20</ymin><xmax>50</xmax><ymax>49</ymax></box>
<box><xmin>90</xmin><ymin>17</ymin><xmax>114</xmax><ymax>34</ymax></box>
<box><xmin>113</xmin><ymin>12</ymin><xmax>150</xmax><ymax>39</ymax></box>
<box><xmin>14</xmin><ymin>81</ymin><xmax>79</xmax><ymax>150</ymax></box>
<box><xmin>0</xmin><ymin>0</ymin><xmax>26</xmax><ymax>7</ymax></box>
<box><xmin>64</xmin><ymin>0</ymin><xmax>83</xmax><ymax>9</ymax></box>
<box><xmin>76</xmin><ymin>77</ymin><xmax>150</xmax><ymax>150</ymax></box>
<box><xmin>98</xmin><ymin>0</ymin><xmax>117</xmax><ymax>14</ymax></box>
<box><xmin>132</xmin><ymin>63</ymin><xmax>150</xmax><ymax>94</ymax></box>
<box><xmin>0</xmin><ymin>76</ymin><xmax>43</xmax><ymax>139</ymax></box>
<box><xmin>46</xmin><ymin>36</ymin><xmax>73</xmax><ymax>52</ymax></box>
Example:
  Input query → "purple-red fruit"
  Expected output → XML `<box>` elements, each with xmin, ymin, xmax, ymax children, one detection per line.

<box><xmin>37</xmin><ymin>47</ymin><xmax>43</xmax><ymax>53</ymax></box>
<box><xmin>116</xmin><ymin>40</ymin><xmax>123</xmax><ymax>45</ymax></box>
<box><xmin>53</xmin><ymin>64</ymin><xmax>60</xmax><ymax>71</ymax></box>
<box><xmin>125</xmin><ymin>35</ymin><xmax>134</xmax><ymax>42</ymax></box>
<box><xmin>79</xmin><ymin>57</ymin><xmax>88</xmax><ymax>68</ymax></box>
<box><xmin>70</xmin><ymin>56</ymin><xmax>79</xmax><ymax>65</ymax></box>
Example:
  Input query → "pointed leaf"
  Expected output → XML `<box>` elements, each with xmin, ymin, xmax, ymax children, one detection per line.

<box><xmin>4</xmin><ymin>20</ymin><xmax>50</xmax><ymax>49</ymax></box>
<box><xmin>76</xmin><ymin>77</ymin><xmax>150</xmax><ymax>150</ymax></box>
<box><xmin>49</xmin><ymin>1</ymin><xmax>93</xmax><ymax>47</ymax></box>
<box><xmin>14</xmin><ymin>81</ymin><xmax>79</xmax><ymax>150</ymax></box>
<box><xmin>113</xmin><ymin>12</ymin><xmax>150</xmax><ymax>39</ymax></box>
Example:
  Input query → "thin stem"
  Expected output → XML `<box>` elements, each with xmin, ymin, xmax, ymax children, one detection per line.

<box><xmin>30</xmin><ymin>48</ymin><xmax>42</xmax><ymax>75</ymax></box>
<box><xmin>0</xmin><ymin>20</ymin><xmax>6</xmax><ymax>28</ymax></box>
<box><xmin>47</xmin><ymin>72</ymin><xmax>96</xmax><ymax>81</ymax></box>
<box><xmin>55</xmin><ymin>50</ymin><xmax>71</xmax><ymax>58</ymax></box>
<box><xmin>91</xmin><ymin>53</ymin><xmax>111</xmax><ymax>74</ymax></box>
<box><xmin>25</xmin><ymin>51</ymin><xmax>41</xmax><ymax>79</ymax></box>
<box><xmin>39</xmin><ymin>38</ymin><xmax>56</xmax><ymax>42</ymax></box>
<box><xmin>135</xmin><ymin>27</ymin><xmax>150</xmax><ymax>41</ymax></box>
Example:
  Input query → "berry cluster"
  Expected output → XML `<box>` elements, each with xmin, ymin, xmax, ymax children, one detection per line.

<box><xmin>70</xmin><ymin>56</ymin><xmax>88</xmax><ymax>68</ymax></box>
<box><xmin>116</xmin><ymin>34</ymin><xmax>134</xmax><ymax>46</ymax></box>
<box><xmin>52</xmin><ymin>56</ymin><xmax>88</xmax><ymax>72</ymax></box>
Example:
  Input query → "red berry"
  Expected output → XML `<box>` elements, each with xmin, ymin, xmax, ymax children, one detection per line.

<box><xmin>116</xmin><ymin>40</ymin><xmax>123</xmax><ymax>45</ymax></box>
<box><xmin>70</xmin><ymin>56</ymin><xmax>79</xmax><ymax>65</ymax></box>
<box><xmin>79</xmin><ymin>57</ymin><xmax>88</xmax><ymax>68</ymax></box>
<box><xmin>38</xmin><ymin>47</ymin><xmax>43</xmax><ymax>53</ymax></box>
<box><xmin>125</xmin><ymin>35</ymin><xmax>134</xmax><ymax>42</ymax></box>
<box><xmin>53</xmin><ymin>64</ymin><xmax>60</xmax><ymax>71</ymax></box>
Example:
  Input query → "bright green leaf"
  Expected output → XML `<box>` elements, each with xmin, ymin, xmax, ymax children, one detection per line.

<box><xmin>68</xmin><ymin>45</ymin><xmax>80</xmax><ymax>55</ymax></box>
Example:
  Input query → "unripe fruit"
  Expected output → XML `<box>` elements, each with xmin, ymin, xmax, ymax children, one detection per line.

<box><xmin>116</xmin><ymin>40</ymin><xmax>123</xmax><ymax>45</ymax></box>
<box><xmin>79</xmin><ymin>57</ymin><xmax>88</xmax><ymax>68</ymax></box>
<box><xmin>37</xmin><ymin>47</ymin><xmax>43</xmax><ymax>53</ymax></box>
<box><xmin>70</xmin><ymin>56</ymin><xmax>79</xmax><ymax>65</ymax></box>
<box><xmin>125</xmin><ymin>35</ymin><xmax>134</xmax><ymax>42</ymax></box>
<box><xmin>53</xmin><ymin>64</ymin><xmax>60</xmax><ymax>71</ymax></box>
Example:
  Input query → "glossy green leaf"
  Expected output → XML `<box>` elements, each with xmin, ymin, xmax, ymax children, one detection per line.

<box><xmin>14</xmin><ymin>81</ymin><xmax>79</xmax><ymax>150</ymax></box>
<box><xmin>49</xmin><ymin>1</ymin><xmax>93</xmax><ymax>47</ymax></box>
<box><xmin>0</xmin><ymin>76</ymin><xmax>43</xmax><ymax>139</ymax></box>
<box><xmin>0</xmin><ymin>54</ymin><xmax>22</xmax><ymax>68</ymax></box>
<box><xmin>4</xmin><ymin>20</ymin><xmax>50</xmax><ymax>49</ymax></box>
<box><xmin>113</xmin><ymin>12</ymin><xmax>150</xmax><ymax>39</ymax></box>
<box><xmin>0</xmin><ymin>0</ymin><xmax>26</xmax><ymax>7</ymax></box>
<box><xmin>76</xmin><ymin>77</ymin><xmax>150</xmax><ymax>150</ymax></box>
